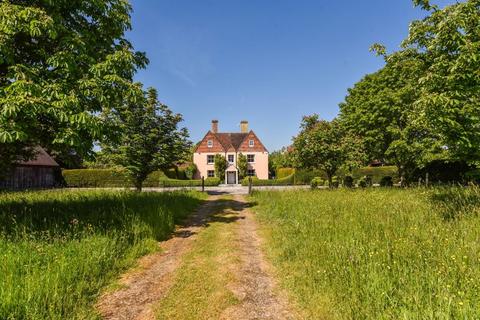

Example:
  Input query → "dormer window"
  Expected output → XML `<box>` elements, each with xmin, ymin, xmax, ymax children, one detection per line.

<box><xmin>207</xmin><ymin>140</ymin><xmax>213</xmax><ymax>148</ymax></box>
<box><xmin>249</xmin><ymin>139</ymin><xmax>254</xmax><ymax>147</ymax></box>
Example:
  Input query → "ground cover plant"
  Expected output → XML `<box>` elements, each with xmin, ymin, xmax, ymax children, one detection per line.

<box><xmin>0</xmin><ymin>189</ymin><xmax>205</xmax><ymax>319</ymax></box>
<box><xmin>251</xmin><ymin>187</ymin><xmax>480</xmax><ymax>319</ymax></box>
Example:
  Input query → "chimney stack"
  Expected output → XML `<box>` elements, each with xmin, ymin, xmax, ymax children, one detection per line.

<box><xmin>211</xmin><ymin>120</ymin><xmax>219</xmax><ymax>133</ymax></box>
<box><xmin>240</xmin><ymin>120</ymin><xmax>249</xmax><ymax>133</ymax></box>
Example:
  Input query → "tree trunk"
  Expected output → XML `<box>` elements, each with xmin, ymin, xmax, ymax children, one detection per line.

<box><xmin>327</xmin><ymin>174</ymin><xmax>333</xmax><ymax>188</ymax></box>
<box><xmin>134</xmin><ymin>179</ymin><xmax>143</xmax><ymax>192</ymax></box>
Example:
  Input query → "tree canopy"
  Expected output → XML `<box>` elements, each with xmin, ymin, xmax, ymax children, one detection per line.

<box><xmin>0</xmin><ymin>0</ymin><xmax>147</xmax><ymax>169</ymax></box>
<box><xmin>100</xmin><ymin>87</ymin><xmax>190</xmax><ymax>191</ymax></box>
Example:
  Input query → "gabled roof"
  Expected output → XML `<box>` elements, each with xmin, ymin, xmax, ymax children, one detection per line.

<box><xmin>215</xmin><ymin>133</ymin><xmax>249</xmax><ymax>150</ymax></box>
<box><xmin>17</xmin><ymin>147</ymin><xmax>59</xmax><ymax>167</ymax></box>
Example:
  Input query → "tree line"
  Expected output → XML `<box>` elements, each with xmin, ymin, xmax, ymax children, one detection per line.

<box><xmin>0</xmin><ymin>1</ymin><xmax>190</xmax><ymax>191</ymax></box>
<box><xmin>288</xmin><ymin>0</ymin><xmax>480</xmax><ymax>185</ymax></box>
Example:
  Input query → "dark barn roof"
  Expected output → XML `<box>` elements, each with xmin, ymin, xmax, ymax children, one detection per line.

<box><xmin>17</xmin><ymin>147</ymin><xmax>59</xmax><ymax>167</ymax></box>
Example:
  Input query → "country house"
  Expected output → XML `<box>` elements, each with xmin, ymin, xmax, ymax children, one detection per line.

<box><xmin>193</xmin><ymin>120</ymin><xmax>269</xmax><ymax>184</ymax></box>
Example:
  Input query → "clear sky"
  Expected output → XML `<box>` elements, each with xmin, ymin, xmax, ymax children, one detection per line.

<box><xmin>127</xmin><ymin>0</ymin><xmax>455</xmax><ymax>151</ymax></box>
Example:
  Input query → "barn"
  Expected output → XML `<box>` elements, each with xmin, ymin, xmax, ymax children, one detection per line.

<box><xmin>0</xmin><ymin>147</ymin><xmax>60</xmax><ymax>190</ymax></box>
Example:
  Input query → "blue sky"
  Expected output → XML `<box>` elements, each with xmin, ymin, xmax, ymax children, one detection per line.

<box><xmin>127</xmin><ymin>0</ymin><xmax>455</xmax><ymax>151</ymax></box>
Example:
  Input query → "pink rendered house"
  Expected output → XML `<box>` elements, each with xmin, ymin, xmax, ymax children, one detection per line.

<box><xmin>193</xmin><ymin>120</ymin><xmax>269</xmax><ymax>184</ymax></box>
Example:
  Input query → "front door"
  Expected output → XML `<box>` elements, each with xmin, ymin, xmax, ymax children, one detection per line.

<box><xmin>227</xmin><ymin>171</ymin><xmax>236</xmax><ymax>184</ymax></box>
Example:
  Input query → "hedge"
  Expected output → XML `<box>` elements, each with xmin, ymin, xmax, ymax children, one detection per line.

<box><xmin>275</xmin><ymin>166</ymin><xmax>399</xmax><ymax>185</ymax></box>
<box><xmin>62</xmin><ymin>169</ymin><xmax>220</xmax><ymax>188</ymax></box>
<box><xmin>277</xmin><ymin>168</ymin><xmax>295</xmax><ymax>179</ymax></box>
<box><xmin>351</xmin><ymin>166</ymin><xmax>398</xmax><ymax>184</ymax></box>
<box><xmin>241</xmin><ymin>174</ymin><xmax>295</xmax><ymax>186</ymax></box>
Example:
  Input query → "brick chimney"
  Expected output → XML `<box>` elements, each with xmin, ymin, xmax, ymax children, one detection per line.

<box><xmin>240</xmin><ymin>120</ymin><xmax>249</xmax><ymax>133</ymax></box>
<box><xmin>211</xmin><ymin>120</ymin><xmax>219</xmax><ymax>133</ymax></box>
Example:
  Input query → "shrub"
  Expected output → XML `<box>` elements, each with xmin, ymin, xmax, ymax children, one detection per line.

<box><xmin>184</xmin><ymin>163</ymin><xmax>198</xmax><ymax>180</ymax></box>
<box><xmin>380</xmin><ymin>176</ymin><xmax>393</xmax><ymax>187</ymax></box>
<box><xmin>358</xmin><ymin>177</ymin><xmax>367</xmax><ymax>188</ymax></box>
<box><xmin>344</xmin><ymin>175</ymin><xmax>354</xmax><ymax>188</ymax></box>
<box><xmin>241</xmin><ymin>174</ymin><xmax>294</xmax><ymax>186</ymax></box>
<box><xmin>277</xmin><ymin>168</ymin><xmax>295</xmax><ymax>179</ymax></box>
<box><xmin>310</xmin><ymin>177</ymin><xmax>323</xmax><ymax>189</ymax></box>
<box><xmin>352</xmin><ymin>166</ymin><xmax>398</xmax><ymax>184</ymax></box>
<box><xmin>63</xmin><ymin>169</ymin><xmax>130</xmax><ymax>187</ymax></box>
<box><xmin>465</xmin><ymin>169</ymin><xmax>480</xmax><ymax>185</ymax></box>
<box><xmin>63</xmin><ymin>169</ymin><xmax>221</xmax><ymax>188</ymax></box>
<box><xmin>294</xmin><ymin>169</ymin><xmax>327</xmax><ymax>185</ymax></box>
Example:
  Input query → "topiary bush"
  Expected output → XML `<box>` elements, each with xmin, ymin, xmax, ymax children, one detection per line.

<box><xmin>344</xmin><ymin>175</ymin><xmax>354</xmax><ymax>188</ymax></box>
<box><xmin>380</xmin><ymin>176</ymin><xmax>394</xmax><ymax>187</ymax></box>
<box><xmin>310</xmin><ymin>177</ymin><xmax>323</xmax><ymax>189</ymax></box>
<box><xmin>358</xmin><ymin>177</ymin><xmax>367</xmax><ymax>188</ymax></box>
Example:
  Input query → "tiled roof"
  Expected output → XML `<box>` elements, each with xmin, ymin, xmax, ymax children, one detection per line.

<box><xmin>17</xmin><ymin>147</ymin><xmax>59</xmax><ymax>167</ymax></box>
<box><xmin>214</xmin><ymin>133</ymin><xmax>249</xmax><ymax>151</ymax></box>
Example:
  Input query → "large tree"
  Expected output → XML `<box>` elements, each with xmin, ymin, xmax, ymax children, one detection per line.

<box><xmin>404</xmin><ymin>0</ymin><xmax>480</xmax><ymax>164</ymax></box>
<box><xmin>101</xmin><ymin>87</ymin><xmax>190</xmax><ymax>191</ymax></box>
<box><xmin>0</xmin><ymin>0</ymin><xmax>147</xmax><ymax>171</ymax></box>
<box><xmin>293</xmin><ymin>115</ymin><xmax>361</xmax><ymax>185</ymax></box>
<box><xmin>339</xmin><ymin>51</ymin><xmax>442</xmax><ymax>184</ymax></box>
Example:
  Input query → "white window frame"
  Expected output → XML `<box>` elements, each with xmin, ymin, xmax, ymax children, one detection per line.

<box><xmin>207</xmin><ymin>170</ymin><xmax>215</xmax><ymax>178</ymax></box>
<box><xmin>249</xmin><ymin>139</ymin><xmax>254</xmax><ymax>147</ymax></box>
<box><xmin>247</xmin><ymin>169</ymin><xmax>256</xmax><ymax>176</ymax></box>
<box><xmin>207</xmin><ymin>155</ymin><xmax>214</xmax><ymax>164</ymax></box>
<box><xmin>247</xmin><ymin>154</ymin><xmax>255</xmax><ymax>163</ymax></box>
<box><xmin>228</xmin><ymin>154</ymin><xmax>234</xmax><ymax>163</ymax></box>
<box><xmin>207</xmin><ymin>140</ymin><xmax>213</xmax><ymax>148</ymax></box>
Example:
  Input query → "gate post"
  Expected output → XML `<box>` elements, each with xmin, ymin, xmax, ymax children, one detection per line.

<box><xmin>248</xmin><ymin>176</ymin><xmax>252</xmax><ymax>195</ymax></box>
<box><xmin>201</xmin><ymin>176</ymin><xmax>205</xmax><ymax>192</ymax></box>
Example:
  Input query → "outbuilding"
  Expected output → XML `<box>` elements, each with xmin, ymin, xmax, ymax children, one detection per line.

<box><xmin>0</xmin><ymin>147</ymin><xmax>60</xmax><ymax>189</ymax></box>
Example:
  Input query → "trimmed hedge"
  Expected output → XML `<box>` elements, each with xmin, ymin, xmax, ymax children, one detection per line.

<box><xmin>62</xmin><ymin>169</ymin><xmax>220</xmax><ymax>188</ymax></box>
<box><xmin>352</xmin><ymin>166</ymin><xmax>398</xmax><ymax>184</ymax></box>
<box><xmin>277</xmin><ymin>168</ymin><xmax>295</xmax><ymax>179</ymax></box>
<box><xmin>275</xmin><ymin>166</ymin><xmax>399</xmax><ymax>185</ymax></box>
<box><xmin>241</xmin><ymin>174</ymin><xmax>295</xmax><ymax>186</ymax></box>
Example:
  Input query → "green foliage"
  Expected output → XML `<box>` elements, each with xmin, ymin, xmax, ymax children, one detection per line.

<box><xmin>379</xmin><ymin>176</ymin><xmax>394</xmax><ymax>187</ymax></box>
<box><xmin>214</xmin><ymin>154</ymin><xmax>227</xmax><ymax>179</ymax></box>
<box><xmin>252</xmin><ymin>188</ymin><xmax>480</xmax><ymax>319</ymax></box>
<box><xmin>343</xmin><ymin>175</ymin><xmax>354</xmax><ymax>188</ymax></box>
<box><xmin>184</xmin><ymin>163</ymin><xmax>198</xmax><ymax>180</ymax></box>
<box><xmin>293</xmin><ymin>115</ymin><xmax>365</xmax><ymax>183</ymax></box>
<box><xmin>100</xmin><ymin>88</ymin><xmax>190</xmax><ymax>191</ymax></box>
<box><xmin>404</xmin><ymin>0</ymin><xmax>480</xmax><ymax>163</ymax></box>
<box><xmin>241</xmin><ymin>174</ymin><xmax>294</xmax><ymax>186</ymax></box>
<box><xmin>465</xmin><ymin>169</ymin><xmax>480</xmax><ymax>185</ymax></box>
<box><xmin>277</xmin><ymin>168</ymin><xmax>295</xmax><ymax>179</ymax></box>
<box><xmin>269</xmin><ymin>148</ymin><xmax>294</xmax><ymax>176</ymax></box>
<box><xmin>0</xmin><ymin>189</ymin><xmax>205</xmax><ymax>319</ymax></box>
<box><xmin>352</xmin><ymin>166</ymin><xmax>398</xmax><ymax>184</ymax></box>
<box><xmin>293</xmin><ymin>168</ymin><xmax>327</xmax><ymax>185</ymax></box>
<box><xmin>358</xmin><ymin>177</ymin><xmax>367</xmax><ymax>188</ymax></box>
<box><xmin>62</xmin><ymin>169</ymin><xmax>220</xmax><ymax>188</ymax></box>
<box><xmin>0</xmin><ymin>0</ymin><xmax>147</xmax><ymax>161</ymax></box>
<box><xmin>237</xmin><ymin>153</ymin><xmax>248</xmax><ymax>179</ymax></box>
<box><xmin>310</xmin><ymin>177</ymin><xmax>323</xmax><ymax>189</ymax></box>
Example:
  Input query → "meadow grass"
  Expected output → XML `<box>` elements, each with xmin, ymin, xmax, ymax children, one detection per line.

<box><xmin>0</xmin><ymin>189</ymin><xmax>206</xmax><ymax>320</ymax></box>
<box><xmin>251</xmin><ymin>187</ymin><xmax>480</xmax><ymax>319</ymax></box>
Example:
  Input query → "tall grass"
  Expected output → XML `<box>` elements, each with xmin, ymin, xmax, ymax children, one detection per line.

<box><xmin>0</xmin><ymin>189</ymin><xmax>205</xmax><ymax>320</ymax></box>
<box><xmin>251</xmin><ymin>187</ymin><xmax>480</xmax><ymax>319</ymax></box>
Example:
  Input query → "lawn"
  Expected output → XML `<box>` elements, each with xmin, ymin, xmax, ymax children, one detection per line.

<box><xmin>0</xmin><ymin>189</ymin><xmax>206</xmax><ymax>320</ymax></box>
<box><xmin>251</xmin><ymin>187</ymin><xmax>480</xmax><ymax>319</ymax></box>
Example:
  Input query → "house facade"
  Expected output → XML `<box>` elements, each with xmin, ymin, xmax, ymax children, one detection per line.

<box><xmin>193</xmin><ymin>120</ymin><xmax>269</xmax><ymax>184</ymax></box>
